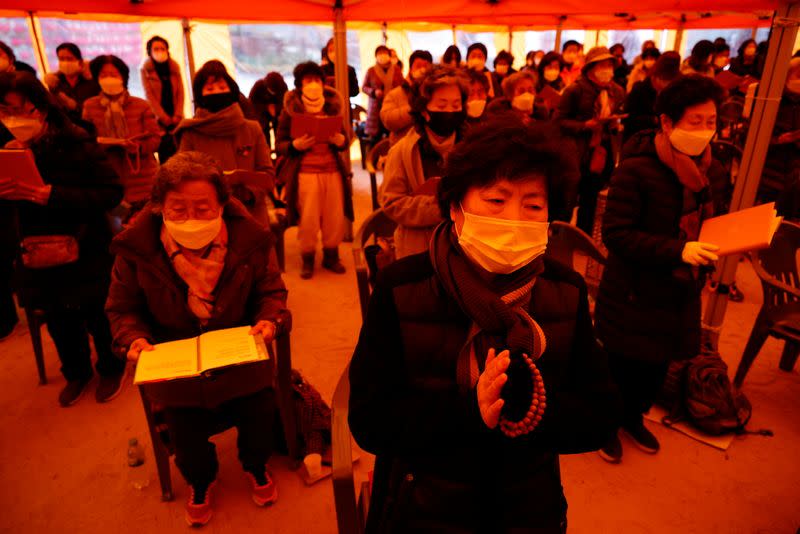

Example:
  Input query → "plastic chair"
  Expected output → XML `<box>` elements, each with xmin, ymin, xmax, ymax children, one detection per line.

<box><xmin>331</xmin><ymin>363</ymin><xmax>370</xmax><ymax>534</ymax></box>
<box><xmin>365</xmin><ymin>138</ymin><xmax>391</xmax><ymax>210</ymax></box>
<box><xmin>733</xmin><ymin>221</ymin><xmax>800</xmax><ymax>388</ymax></box>
<box><xmin>547</xmin><ymin>221</ymin><xmax>608</xmax><ymax>301</ymax></box>
<box><xmin>351</xmin><ymin>104</ymin><xmax>370</xmax><ymax>170</ymax></box>
<box><xmin>137</xmin><ymin>331</ymin><xmax>300</xmax><ymax>502</ymax></box>
<box><xmin>353</xmin><ymin>209</ymin><xmax>397</xmax><ymax>321</ymax></box>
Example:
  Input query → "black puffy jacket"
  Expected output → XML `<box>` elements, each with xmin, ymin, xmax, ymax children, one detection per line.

<box><xmin>349</xmin><ymin>252</ymin><xmax>620</xmax><ymax>533</ymax></box>
<box><xmin>595</xmin><ymin>131</ymin><xmax>727</xmax><ymax>364</ymax></box>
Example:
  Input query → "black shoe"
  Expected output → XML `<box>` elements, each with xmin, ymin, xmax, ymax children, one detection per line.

<box><xmin>728</xmin><ymin>282</ymin><xmax>744</xmax><ymax>303</ymax></box>
<box><xmin>96</xmin><ymin>368</ymin><xmax>127</xmax><ymax>403</ymax></box>
<box><xmin>58</xmin><ymin>377</ymin><xmax>91</xmax><ymax>407</ymax></box>
<box><xmin>622</xmin><ymin>422</ymin><xmax>660</xmax><ymax>454</ymax></box>
<box><xmin>598</xmin><ymin>432</ymin><xmax>622</xmax><ymax>464</ymax></box>
<box><xmin>300</xmin><ymin>253</ymin><xmax>315</xmax><ymax>280</ymax></box>
<box><xmin>322</xmin><ymin>248</ymin><xmax>346</xmax><ymax>274</ymax></box>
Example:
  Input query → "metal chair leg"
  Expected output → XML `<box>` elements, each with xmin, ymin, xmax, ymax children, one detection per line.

<box><xmin>25</xmin><ymin>308</ymin><xmax>47</xmax><ymax>385</ymax></box>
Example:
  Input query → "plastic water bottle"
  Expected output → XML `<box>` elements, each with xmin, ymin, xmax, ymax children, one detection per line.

<box><xmin>127</xmin><ymin>438</ymin><xmax>150</xmax><ymax>490</ymax></box>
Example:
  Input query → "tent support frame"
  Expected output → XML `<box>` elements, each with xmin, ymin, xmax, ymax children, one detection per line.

<box><xmin>333</xmin><ymin>0</ymin><xmax>354</xmax><ymax>241</ymax></box>
<box><xmin>702</xmin><ymin>0</ymin><xmax>800</xmax><ymax>349</ymax></box>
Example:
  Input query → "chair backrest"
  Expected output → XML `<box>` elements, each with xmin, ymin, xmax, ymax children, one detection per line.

<box><xmin>351</xmin><ymin>104</ymin><xmax>367</xmax><ymax>123</ymax></box>
<box><xmin>353</xmin><ymin>209</ymin><xmax>398</xmax><ymax>321</ymax></box>
<box><xmin>719</xmin><ymin>97</ymin><xmax>745</xmax><ymax>126</ymax></box>
<box><xmin>366</xmin><ymin>138</ymin><xmax>391</xmax><ymax>175</ymax></box>
<box><xmin>751</xmin><ymin>220</ymin><xmax>800</xmax><ymax>308</ymax></box>
<box><xmin>547</xmin><ymin>221</ymin><xmax>608</xmax><ymax>299</ymax></box>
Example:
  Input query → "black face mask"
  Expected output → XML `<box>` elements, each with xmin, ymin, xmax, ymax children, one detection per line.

<box><xmin>426</xmin><ymin>110</ymin><xmax>466</xmax><ymax>137</ymax></box>
<box><xmin>202</xmin><ymin>92</ymin><xmax>236</xmax><ymax>113</ymax></box>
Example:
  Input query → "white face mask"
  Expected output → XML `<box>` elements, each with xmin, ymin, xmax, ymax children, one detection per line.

<box><xmin>563</xmin><ymin>52</ymin><xmax>578</xmax><ymax>64</ymax></box>
<box><xmin>467</xmin><ymin>57</ymin><xmax>486</xmax><ymax>71</ymax></box>
<box><xmin>99</xmin><ymin>77</ymin><xmax>125</xmax><ymax>96</ymax></box>
<box><xmin>327</xmin><ymin>50</ymin><xmax>336</xmax><ymax>63</ymax></box>
<box><xmin>457</xmin><ymin>206</ymin><xmax>549</xmax><ymax>274</ymax></box>
<box><xmin>0</xmin><ymin>57</ymin><xmax>10</xmax><ymax>72</ymax></box>
<box><xmin>593</xmin><ymin>68</ymin><xmax>614</xmax><ymax>84</ymax></box>
<box><xmin>466</xmin><ymin>99</ymin><xmax>487</xmax><ymax>118</ymax></box>
<box><xmin>411</xmin><ymin>68</ymin><xmax>427</xmax><ymax>82</ymax></box>
<box><xmin>302</xmin><ymin>81</ymin><xmax>324</xmax><ymax>100</ymax></box>
<box><xmin>495</xmin><ymin>64</ymin><xmax>509</xmax><ymax>76</ymax></box>
<box><xmin>152</xmin><ymin>50</ymin><xmax>169</xmax><ymax>64</ymax></box>
<box><xmin>643</xmin><ymin>59</ymin><xmax>656</xmax><ymax>70</ymax></box>
<box><xmin>376</xmin><ymin>53</ymin><xmax>390</xmax><ymax>66</ymax></box>
<box><xmin>713</xmin><ymin>57</ymin><xmax>728</xmax><ymax>68</ymax></box>
<box><xmin>58</xmin><ymin>59</ymin><xmax>81</xmax><ymax>76</ymax></box>
<box><xmin>0</xmin><ymin>116</ymin><xmax>45</xmax><ymax>143</ymax></box>
<box><xmin>511</xmin><ymin>92</ymin><xmax>535</xmax><ymax>113</ymax></box>
<box><xmin>544</xmin><ymin>68</ymin><xmax>560</xmax><ymax>82</ymax></box>
<box><xmin>786</xmin><ymin>80</ymin><xmax>800</xmax><ymax>94</ymax></box>
<box><xmin>669</xmin><ymin>128</ymin><xmax>715</xmax><ymax>156</ymax></box>
<box><xmin>163</xmin><ymin>216</ymin><xmax>222</xmax><ymax>250</ymax></box>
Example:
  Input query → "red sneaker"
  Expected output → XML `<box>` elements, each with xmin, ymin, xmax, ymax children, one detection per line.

<box><xmin>246</xmin><ymin>469</ymin><xmax>278</xmax><ymax>507</ymax></box>
<box><xmin>185</xmin><ymin>480</ymin><xmax>216</xmax><ymax>527</ymax></box>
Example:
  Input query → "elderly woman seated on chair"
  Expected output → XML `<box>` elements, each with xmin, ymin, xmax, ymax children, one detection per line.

<box><xmin>349</xmin><ymin>118</ymin><xmax>621</xmax><ymax>533</ymax></box>
<box><xmin>105</xmin><ymin>151</ymin><xmax>290</xmax><ymax>527</ymax></box>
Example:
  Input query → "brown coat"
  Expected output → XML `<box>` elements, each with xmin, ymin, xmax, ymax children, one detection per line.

<box><xmin>82</xmin><ymin>94</ymin><xmax>161</xmax><ymax>203</ymax></box>
<box><xmin>140</xmin><ymin>57</ymin><xmax>185</xmax><ymax>125</ymax></box>
<box><xmin>380</xmin><ymin>83</ymin><xmax>414</xmax><ymax>146</ymax></box>
<box><xmin>106</xmin><ymin>199</ymin><xmax>290</xmax><ymax>408</ymax></box>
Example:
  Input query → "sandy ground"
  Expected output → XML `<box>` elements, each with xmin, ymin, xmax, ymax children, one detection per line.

<box><xmin>0</xmin><ymin>166</ymin><xmax>798</xmax><ymax>534</ymax></box>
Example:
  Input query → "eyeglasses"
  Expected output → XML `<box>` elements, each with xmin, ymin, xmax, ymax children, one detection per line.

<box><xmin>163</xmin><ymin>206</ymin><xmax>221</xmax><ymax>224</ymax></box>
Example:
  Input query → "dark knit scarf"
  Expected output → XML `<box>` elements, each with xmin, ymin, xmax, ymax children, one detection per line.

<box><xmin>654</xmin><ymin>131</ymin><xmax>715</xmax><ymax>241</ymax></box>
<box><xmin>429</xmin><ymin>222</ymin><xmax>547</xmax><ymax>396</ymax></box>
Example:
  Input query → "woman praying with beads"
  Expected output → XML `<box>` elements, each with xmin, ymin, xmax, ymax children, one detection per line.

<box><xmin>349</xmin><ymin>117</ymin><xmax>621</xmax><ymax>533</ymax></box>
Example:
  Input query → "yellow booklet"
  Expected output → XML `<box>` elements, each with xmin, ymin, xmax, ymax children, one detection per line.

<box><xmin>133</xmin><ymin>326</ymin><xmax>269</xmax><ymax>384</ymax></box>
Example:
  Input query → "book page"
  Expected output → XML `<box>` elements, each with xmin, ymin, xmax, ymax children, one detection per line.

<box><xmin>133</xmin><ymin>337</ymin><xmax>199</xmax><ymax>384</ymax></box>
<box><xmin>199</xmin><ymin>326</ymin><xmax>266</xmax><ymax>372</ymax></box>
<box><xmin>0</xmin><ymin>149</ymin><xmax>46</xmax><ymax>188</ymax></box>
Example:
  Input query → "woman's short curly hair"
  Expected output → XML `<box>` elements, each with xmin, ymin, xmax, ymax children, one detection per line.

<box><xmin>151</xmin><ymin>151</ymin><xmax>230</xmax><ymax>208</ymax></box>
<box><xmin>409</xmin><ymin>64</ymin><xmax>469</xmax><ymax>130</ymax></box>
<box><xmin>501</xmin><ymin>70</ymin><xmax>538</xmax><ymax>96</ymax></box>
<box><xmin>439</xmin><ymin>116</ymin><xmax>576</xmax><ymax>222</ymax></box>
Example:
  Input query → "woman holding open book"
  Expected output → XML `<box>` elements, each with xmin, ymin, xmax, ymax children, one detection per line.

<box><xmin>595</xmin><ymin>75</ymin><xmax>728</xmax><ymax>464</ymax></box>
<box><xmin>0</xmin><ymin>71</ymin><xmax>125</xmax><ymax>407</ymax></box>
<box><xmin>105</xmin><ymin>151</ymin><xmax>290</xmax><ymax>527</ymax></box>
<box><xmin>275</xmin><ymin>61</ymin><xmax>353</xmax><ymax>279</ymax></box>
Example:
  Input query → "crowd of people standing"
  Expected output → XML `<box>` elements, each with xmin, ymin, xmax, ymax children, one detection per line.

<box><xmin>0</xmin><ymin>30</ymin><xmax>798</xmax><ymax>531</ymax></box>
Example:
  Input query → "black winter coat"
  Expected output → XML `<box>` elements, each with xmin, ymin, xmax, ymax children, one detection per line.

<box><xmin>556</xmin><ymin>76</ymin><xmax>625</xmax><ymax>171</ymax></box>
<box><xmin>322</xmin><ymin>62</ymin><xmax>360</xmax><ymax>98</ymax></box>
<box><xmin>595</xmin><ymin>131</ymin><xmax>727</xmax><ymax>364</ymax></box>
<box><xmin>622</xmin><ymin>78</ymin><xmax>658</xmax><ymax>143</ymax></box>
<box><xmin>13</xmin><ymin>122</ymin><xmax>123</xmax><ymax>308</ymax></box>
<box><xmin>349</xmin><ymin>253</ymin><xmax>620</xmax><ymax>533</ymax></box>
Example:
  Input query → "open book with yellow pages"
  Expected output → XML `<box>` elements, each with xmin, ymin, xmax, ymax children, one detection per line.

<box><xmin>133</xmin><ymin>326</ymin><xmax>269</xmax><ymax>384</ymax></box>
<box><xmin>698</xmin><ymin>202</ymin><xmax>783</xmax><ymax>257</ymax></box>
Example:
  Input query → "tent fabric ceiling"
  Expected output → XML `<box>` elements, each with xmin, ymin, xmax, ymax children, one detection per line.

<box><xmin>0</xmin><ymin>0</ymin><xmax>776</xmax><ymax>28</ymax></box>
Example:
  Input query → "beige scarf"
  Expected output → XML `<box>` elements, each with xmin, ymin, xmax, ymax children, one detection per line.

<box><xmin>302</xmin><ymin>93</ymin><xmax>325</xmax><ymax>114</ymax></box>
<box><xmin>373</xmin><ymin>63</ymin><xmax>397</xmax><ymax>96</ymax></box>
<box><xmin>161</xmin><ymin>222</ymin><xmax>228</xmax><ymax>322</ymax></box>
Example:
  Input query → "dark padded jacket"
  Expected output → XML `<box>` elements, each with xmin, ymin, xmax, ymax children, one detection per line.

<box><xmin>595</xmin><ymin>131</ymin><xmax>727</xmax><ymax>364</ymax></box>
<box><xmin>349</xmin><ymin>252</ymin><xmax>620</xmax><ymax>533</ymax></box>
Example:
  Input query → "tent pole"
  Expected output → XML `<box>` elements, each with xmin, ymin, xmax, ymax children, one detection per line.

<box><xmin>702</xmin><ymin>0</ymin><xmax>800</xmax><ymax>349</ymax></box>
<box><xmin>26</xmin><ymin>12</ymin><xmax>48</xmax><ymax>74</ymax></box>
<box><xmin>674</xmin><ymin>15</ymin><xmax>685</xmax><ymax>53</ymax></box>
<box><xmin>508</xmin><ymin>26</ymin><xmax>513</xmax><ymax>52</ymax></box>
<box><xmin>452</xmin><ymin>25</ymin><xmax>457</xmax><ymax>46</ymax></box>
<box><xmin>182</xmin><ymin>19</ymin><xmax>197</xmax><ymax>82</ymax></box>
<box><xmin>554</xmin><ymin>17</ymin><xmax>564</xmax><ymax>52</ymax></box>
<box><xmin>752</xmin><ymin>27</ymin><xmax>759</xmax><ymax>39</ymax></box>
<box><xmin>333</xmin><ymin>0</ymin><xmax>353</xmax><ymax>241</ymax></box>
